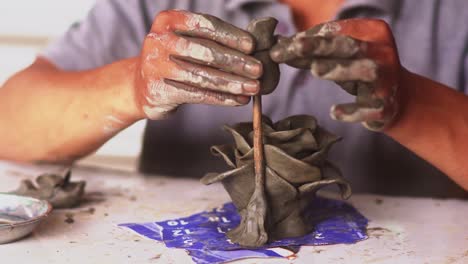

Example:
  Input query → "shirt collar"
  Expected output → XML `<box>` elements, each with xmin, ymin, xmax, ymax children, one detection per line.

<box><xmin>225</xmin><ymin>0</ymin><xmax>400</xmax><ymax>16</ymax></box>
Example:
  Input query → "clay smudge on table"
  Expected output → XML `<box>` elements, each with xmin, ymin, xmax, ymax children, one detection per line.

<box><xmin>64</xmin><ymin>213</ymin><xmax>75</xmax><ymax>224</ymax></box>
<box><xmin>367</xmin><ymin>227</ymin><xmax>392</xmax><ymax>239</ymax></box>
<box><xmin>11</xmin><ymin>169</ymin><xmax>85</xmax><ymax>209</ymax></box>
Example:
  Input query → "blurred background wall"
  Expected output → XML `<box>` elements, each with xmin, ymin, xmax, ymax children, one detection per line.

<box><xmin>0</xmin><ymin>1</ymin><xmax>145</xmax><ymax>171</ymax></box>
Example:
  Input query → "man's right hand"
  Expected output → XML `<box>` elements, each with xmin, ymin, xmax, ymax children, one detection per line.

<box><xmin>135</xmin><ymin>10</ymin><xmax>263</xmax><ymax>120</ymax></box>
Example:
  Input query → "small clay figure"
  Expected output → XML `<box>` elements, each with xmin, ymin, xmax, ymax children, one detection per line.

<box><xmin>202</xmin><ymin>115</ymin><xmax>351</xmax><ymax>247</ymax></box>
<box><xmin>12</xmin><ymin>169</ymin><xmax>85</xmax><ymax>208</ymax></box>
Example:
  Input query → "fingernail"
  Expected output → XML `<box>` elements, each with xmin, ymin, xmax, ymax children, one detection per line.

<box><xmin>244</xmin><ymin>61</ymin><xmax>263</xmax><ymax>78</ymax></box>
<box><xmin>269</xmin><ymin>48</ymin><xmax>282</xmax><ymax>62</ymax></box>
<box><xmin>236</xmin><ymin>95</ymin><xmax>251</xmax><ymax>105</ymax></box>
<box><xmin>240</xmin><ymin>38</ymin><xmax>254</xmax><ymax>53</ymax></box>
<box><xmin>242</xmin><ymin>80</ymin><xmax>259</xmax><ymax>94</ymax></box>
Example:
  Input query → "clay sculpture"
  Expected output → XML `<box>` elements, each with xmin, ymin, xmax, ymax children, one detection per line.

<box><xmin>201</xmin><ymin>17</ymin><xmax>352</xmax><ymax>248</ymax></box>
<box><xmin>202</xmin><ymin>115</ymin><xmax>351</xmax><ymax>247</ymax></box>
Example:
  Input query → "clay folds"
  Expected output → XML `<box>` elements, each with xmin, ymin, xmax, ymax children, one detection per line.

<box><xmin>201</xmin><ymin>115</ymin><xmax>352</xmax><ymax>247</ymax></box>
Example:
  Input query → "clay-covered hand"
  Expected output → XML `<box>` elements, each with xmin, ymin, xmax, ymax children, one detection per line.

<box><xmin>270</xmin><ymin>19</ymin><xmax>401</xmax><ymax>131</ymax></box>
<box><xmin>135</xmin><ymin>10</ymin><xmax>263</xmax><ymax>119</ymax></box>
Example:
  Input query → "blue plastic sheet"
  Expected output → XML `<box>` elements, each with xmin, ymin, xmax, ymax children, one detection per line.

<box><xmin>119</xmin><ymin>197</ymin><xmax>368</xmax><ymax>263</ymax></box>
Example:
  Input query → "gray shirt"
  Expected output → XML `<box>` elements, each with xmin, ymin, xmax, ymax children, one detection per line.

<box><xmin>42</xmin><ymin>0</ymin><xmax>468</xmax><ymax>197</ymax></box>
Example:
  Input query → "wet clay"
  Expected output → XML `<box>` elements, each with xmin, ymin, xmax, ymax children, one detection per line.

<box><xmin>12</xmin><ymin>169</ymin><xmax>85</xmax><ymax>209</ymax></box>
<box><xmin>202</xmin><ymin>115</ymin><xmax>352</xmax><ymax>247</ymax></box>
<box><xmin>202</xmin><ymin>17</ymin><xmax>351</xmax><ymax>248</ymax></box>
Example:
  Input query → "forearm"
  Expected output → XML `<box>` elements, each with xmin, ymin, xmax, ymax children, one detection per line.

<box><xmin>386</xmin><ymin>68</ymin><xmax>468</xmax><ymax>190</ymax></box>
<box><xmin>0</xmin><ymin>57</ymin><xmax>142</xmax><ymax>163</ymax></box>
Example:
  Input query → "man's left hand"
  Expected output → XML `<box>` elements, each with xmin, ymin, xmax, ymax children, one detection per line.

<box><xmin>270</xmin><ymin>19</ymin><xmax>402</xmax><ymax>131</ymax></box>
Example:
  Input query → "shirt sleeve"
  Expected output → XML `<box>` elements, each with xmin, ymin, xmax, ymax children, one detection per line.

<box><xmin>40</xmin><ymin>0</ymin><xmax>153</xmax><ymax>71</ymax></box>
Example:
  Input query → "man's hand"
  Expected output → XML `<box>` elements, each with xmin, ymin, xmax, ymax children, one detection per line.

<box><xmin>135</xmin><ymin>10</ymin><xmax>264</xmax><ymax>120</ymax></box>
<box><xmin>270</xmin><ymin>19</ymin><xmax>401</xmax><ymax>131</ymax></box>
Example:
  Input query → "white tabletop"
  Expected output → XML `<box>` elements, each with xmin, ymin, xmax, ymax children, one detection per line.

<box><xmin>0</xmin><ymin>161</ymin><xmax>467</xmax><ymax>264</ymax></box>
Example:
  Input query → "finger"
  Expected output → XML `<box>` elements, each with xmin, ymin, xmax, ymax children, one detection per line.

<box><xmin>330</xmin><ymin>101</ymin><xmax>384</xmax><ymax>123</ymax></box>
<box><xmin>293</xmin><ymin>35</ymin><xmax>364</xmax><ymax>59</ymax></box>
<box><xmin>310</xmin><ymin>58</ymin><xmax>378</xmax><ymax>82</ymax></box>
<box><xmin>152</xmin><ymin>10</ymin><xmax>255</xmax><ymax>54</ymax></box>
<box><xmin>363</xmin><ymin>120</ymin><xmax>386</xmax><ymax>131</ymax></box>
<box><xmin>270</xmin><ymin>22</ymin><xmax>358</xmax><ymax>63</ymax></box>
<box><xmin>163</xmin><ymin>79</ymin><xmax>251</xmax><ymax>106</ymax></box>
<box><xmin>270</xmin><ymin>39</ymin><xmax>316</xmax><ymax>69</ymax></box>
<box><xmin>169</xmin><ymin>35</ymin><xmax>263</xmax><ymax>79</ymax></box>
<box><xmin>168</xmin><ymin>56</ymin><xmax>260</xmax><ymax>95</ymax></box>
<box><xmin>270</xmin><ymin>36</ymin><xmax>299</xmax><ymax>63</ymax></box>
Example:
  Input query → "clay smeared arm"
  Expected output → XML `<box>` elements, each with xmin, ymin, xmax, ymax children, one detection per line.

<box><xmin>0</xmin><ymin>57</ymin><xmax>141</xmax><ymax>163</ymax></box>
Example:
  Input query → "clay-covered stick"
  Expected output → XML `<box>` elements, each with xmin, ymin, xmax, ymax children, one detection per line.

<box><xmin>227</xmin><ymin>17</ymin><xmax>278</xmax><ymax>248</ymax></box>
<box><xmin>252</xmin><ymin>95</ymin><xmax>265</xmax><ymax>191</ymax></box>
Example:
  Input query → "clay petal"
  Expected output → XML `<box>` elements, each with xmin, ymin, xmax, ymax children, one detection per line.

<box><xmin>235</xmin><ymin>148</ymin><xmax>254</xmax><ymax>167</ymax></box>
<box><xmin>269</xmin><ymin>206</ymin><xmax>309</xmax><ymax>241</ymax></box>
<box><xmin>247</xmin><ymin>122</ymin><xmax>276</xmax><ymax>144</ymax></box>
<box><xmin>200</xmin><ymin>164</ymin><xmax>251</xmax><ymax>185</ymax></box>
<box><xmin>264</xmin><ymin>144</ymin><xmax>322</xmax><ymax>184</ymax></box>
<box><xmin>298</xmin><ymin>162</ymin><xmax>351</xmax><ymax>199</ymax></box>
<box><xmin>268</xmin><ymin>129</ymin><xmax>318</xmax><ymax>157</ymax></box>
<box><xmin>261</xmin><ymin>115</ymin><xmax>274</xmax><ymax>127</ymax></box>
<box><xmin>210</xmin><ymin>144</ymin><xmax>236</xmax><ymax>168</ymax></box>
<box><xmin>267</xmin><ymin>128</ymin><xmax>306</xmax><ymax>141</ymax></box>
<box><xmin>220</xmin><ymin>163</ymin><xmax>255</xmax><ymax>210</ymax></box>
<box><xmin>302</xmin><ymin>129</ymin><xmax>341</xmax><ymax>165</ymax></box>
<box><xmin>223</xmin><ymin>124</ymin><xmax>252</xmax><ymax>155</ymax></box>
<box><xmin>264</xmin><ymin>167</ymin><xmax>298</xmax><ymax>223</ymax></box>
<box><xmin>315</xmin><ymin>126</ymin><xmax>342</xmax><ymax>149</ymax></box>
<box><xmin>275</xmin><ymin>115</ymin><xmax>318</xmax><ymax>131</ymax></box>
<box><xmin>324</xmin><ymin>161</ymin><xmax>352</xmax><ymax>199</ymax></box>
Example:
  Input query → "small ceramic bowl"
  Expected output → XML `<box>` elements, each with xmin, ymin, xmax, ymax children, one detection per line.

<box><xmin>0</xmin><ymin>193</ymin><xmax>52</xmax><ymax>244</ymax></box>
